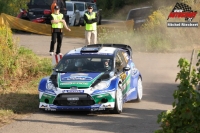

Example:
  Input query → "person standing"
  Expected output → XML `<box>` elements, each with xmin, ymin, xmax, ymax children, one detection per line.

<box><xmin>51</xmin><ymin>0</ymin><xmax>57</xmax><ymax>13</ymax></box>
<box><xmin>84</xmin><ymin>5</ymin><xmax>98</xmax><ymax>45</ymax></box>
<box><xmin>57</xmin><ymin>0</ymin><xmax>69</xmax><ymax>26</ymax></box>
<box><xmin>51</xmin><ymin>0</ymin><xmax>69</xmax><ymax>25</ymax></box>
<box><xmin>49</xmin><ymin>5</ymin><xmax>71</xmax><ymax>56</ymax></box>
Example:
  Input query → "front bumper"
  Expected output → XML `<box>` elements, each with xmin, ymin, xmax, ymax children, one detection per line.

<box><xmin>39</xmin><ymin>102</ymin><xmax>115</xmax><ymax>111</ymax></box>
<box><xmin>39</xmin><ymin>90</ymin><xmax>116</xmax><ymax>111</ymax></box>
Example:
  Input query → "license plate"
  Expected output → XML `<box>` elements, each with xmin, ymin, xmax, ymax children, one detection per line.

<box><xmin>67</xmin><ymin>97</ymin><xmax>79</xmax><ymax>101</ymax></box>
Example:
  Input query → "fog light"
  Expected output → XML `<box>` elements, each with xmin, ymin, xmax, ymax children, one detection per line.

<box><xmin>44</xmin><ymin>99</ymin><xmax>49</xmax><ymax>103</ymax></box>
<box><xmin>101</xmin><ymin>98</ymin><xmax>108</xmax><ymax>103</ymax></box>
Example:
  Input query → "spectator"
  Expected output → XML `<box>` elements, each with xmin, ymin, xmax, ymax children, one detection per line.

<box><xmin>58</xmin><ymin>0</ymin><xmax>69</xmax><ymax>25</ymax></box>
<box><xmin>49</xmin><ymin>5</ymin><xmax>71</xmax><ymax>56</ymax></box>
<box><xmin>84</xmin><ymin>5</ymin><xmax>98</xmax><ymax>45</ymax></box>
<box><xmin>51</xmin><ymin>0</ymin><xmax>57</xmax><ymax>13</ymax></box>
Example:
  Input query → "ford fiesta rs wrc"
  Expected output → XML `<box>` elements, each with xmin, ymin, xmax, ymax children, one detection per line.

<box><xmin>38</xmin><ymin>44</ymin><xmax>143</xmax><ymax>114</ymax></box>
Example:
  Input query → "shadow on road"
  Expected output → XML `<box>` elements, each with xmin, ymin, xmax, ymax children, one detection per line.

<box><xmin>15</xmin><ymin>108</ymin><xmax>163</xmax><ymax>133</ymax></box>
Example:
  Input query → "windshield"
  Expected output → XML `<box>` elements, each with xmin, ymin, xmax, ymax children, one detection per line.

<box><xmin>55</xmin><ymin>55</ymin><xmax>113</xmax><ymax>73</ymax></box>
<box><xmin>74</xmin><ymin>3</ymin><xmax>85</xmax><ymax>11</ymax></box>
<box><xmin>30</xmin><ymin>0</ymin><xmax>52</xmax><ymax>6</ymax></box>
<box><xmin>66</xmin><ymin>3</ymin><xmax>73</xmax><ymax>11</ymax></box>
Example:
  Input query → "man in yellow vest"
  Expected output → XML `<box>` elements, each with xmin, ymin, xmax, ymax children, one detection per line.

<box><xmin>84</xmin><ymin>5</ymin><xmax>97</xmax><ymax>45</ymax></box>
<box><xmin>49</xmin><ymin>5</ymin><xmax>71</xmax><ymax>56</ymax></box>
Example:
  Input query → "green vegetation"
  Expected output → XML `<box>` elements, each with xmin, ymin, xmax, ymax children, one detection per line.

<box><xmin>155</xmin><ymin>51</ymin><xmax>200</xmax><ymax>133</ymax></box>
<box><xmin>0</xmin><ymin>25</ymin><xmax>52</xmax><ymax>127</ymax></box>
<box><xmin>0</xmin><ymin>0</ymin><xmax>29</xmax><ymax>16</ymax></box>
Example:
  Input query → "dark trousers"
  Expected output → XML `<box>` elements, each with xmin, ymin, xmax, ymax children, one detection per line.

<box><xmin>49</xmin><ymin>32</ymin><xmax>63</xmax><ymax>54</ymax></box>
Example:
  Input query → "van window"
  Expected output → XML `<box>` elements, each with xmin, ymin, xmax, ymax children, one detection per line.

<box><xmin>66</xmin><ymin>3</ymin><xmax>73</xmax><ymax>11</ymax></box>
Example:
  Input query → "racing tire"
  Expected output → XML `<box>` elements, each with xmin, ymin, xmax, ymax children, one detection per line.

<box><xmin>110</xmin><ymin>85</ymin><xmax>123</xmax><ymax>114</ymax></box>
<box><xmin>136</xmin><ymin>77</ymin><xmax>143</xmax><ymax>102</ymax></box>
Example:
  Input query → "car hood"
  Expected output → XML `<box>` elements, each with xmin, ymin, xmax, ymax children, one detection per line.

<box><xmin>57</xmin><ymin>72</ymin><xmax>103</xmax><ymax>88</ymax></box>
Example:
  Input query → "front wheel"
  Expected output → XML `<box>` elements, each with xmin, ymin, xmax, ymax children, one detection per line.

<box><xmin>110</xmin><ymin>85</ymin><xmax>123</xmax><ymax>114</ymax></box>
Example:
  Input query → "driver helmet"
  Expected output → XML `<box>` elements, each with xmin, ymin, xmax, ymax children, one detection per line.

<box><xmin>75</xmin><ymin>59</ymin><xmax>83</xmax><ymax>68</ymax></box>
<box><xmin>103</xmin><ymin>59</ymin><xmax>110</xmax><ymax>68</ymax></box>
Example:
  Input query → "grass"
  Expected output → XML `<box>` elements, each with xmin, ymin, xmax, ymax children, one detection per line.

<box><xmin>0</xmin><ymin>25</ymin><xmax>52</xmax><ymax>127</ymax></box>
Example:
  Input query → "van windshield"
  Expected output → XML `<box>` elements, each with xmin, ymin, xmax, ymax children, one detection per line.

<box><xmin>66</xmin><ymin>3</ymin><xmax>73</xmax><ymax>11</ymax></box>
<box><xmin>74</xmin><ymin>3</ymin><xmax>85</xmax><ymax>11</ymax></box>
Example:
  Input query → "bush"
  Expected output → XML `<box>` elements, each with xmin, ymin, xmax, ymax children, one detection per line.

<box><xmin>0</xmin><ymin>25</ymin><xmax>52</xmax><ymax>90</ymax></box>
<box><xmin>155</xmin><ymin>51</ymin><xmax>200</xmax><ymax>133</ymax></box>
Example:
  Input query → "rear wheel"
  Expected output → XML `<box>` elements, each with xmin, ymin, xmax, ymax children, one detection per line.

<box><xmin>110</xmin><ymin>85</ymin><xmax>123</xmax><ymax>114</ymax></box>
<box><xmin>136</xmin><ymin>77</ymin><xmax>143</xmax><ymax>102</ymax></box>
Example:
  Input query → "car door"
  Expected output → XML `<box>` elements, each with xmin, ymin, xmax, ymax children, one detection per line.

<box><xmin>119</xmin><ymin>50</ymin><xmax>131</xmax><ymax>99</ymax></box>
<box><xmin>114</xmin><ymin>51</ymin><xmax>128</xmax><ymax>97</ymax></box>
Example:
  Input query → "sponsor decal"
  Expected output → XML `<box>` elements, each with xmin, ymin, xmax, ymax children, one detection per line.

<box><xmin>167</xmin><ymin>2</ymin><xmax>198</xmax><ymax>27</ymax></box>
<box><xmin>126</xmin><ymin>88</ymin><xmax>136</xmax><ymax>96</ymax></box>
<box><xmin>60</xmin><ymin>82</ymin><xmax>88</xmax><ymax>85</ymax></box>
<box><xmin>62</xmin><ymin>90</ymin><xmax>84</xmax><ymax>93</ymax></box>
<box><xmin>40</xmin><ymin>105</ymin><xmax>48</xmax><ymax>108</ymax></box>
<box><xmin>45</xmin><ymin>108</ymin><xmax>56</xmax><ymax>111</ymax></box>
<box><xmin>62</xmin><ymin>76</ymin><xmax>93</xmax><ymax>81</ymax></box>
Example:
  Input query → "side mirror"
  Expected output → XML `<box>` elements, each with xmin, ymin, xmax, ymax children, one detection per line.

<box><xmin>123</xmin><ymin>67</ymin><xmax>130</xmax><ymax>72</ymax></box>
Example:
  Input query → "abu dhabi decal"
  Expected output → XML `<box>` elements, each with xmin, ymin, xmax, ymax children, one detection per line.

<box><xmin>59</xmin><ymin>73</ymin><xmax>102</xmax><ymax>81</ymax></box>
<box><xmin>64</xmin><ymin>76</ymin><xmax>93</xmax><ymax>80</ymax></box>
<box><xmin>58</xmin><ymin>73</ymin><xmax>103</xmax><ymax>88</ymax></box>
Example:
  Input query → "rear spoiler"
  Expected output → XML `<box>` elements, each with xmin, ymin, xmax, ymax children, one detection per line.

<box><xmin>84</xmin><ymin>44</ymin><xmax>132</xmax><ymax>58</ymax></box>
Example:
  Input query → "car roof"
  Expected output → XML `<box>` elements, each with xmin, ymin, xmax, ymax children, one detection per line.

<box><xmin>66</xmin><ymin>1</ymin><xmax>75</xmax><ymax>4</ymax></box>
<box><xmin>67</xmin><ymin>47</ymin><xmax>117</xmax><ymax>55</ymax></box>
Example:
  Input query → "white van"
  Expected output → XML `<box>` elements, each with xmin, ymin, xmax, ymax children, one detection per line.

<box><xmin>65</xmin><ymin>1</ymin><xmax>81</xmax><ymax>26</ymax></box>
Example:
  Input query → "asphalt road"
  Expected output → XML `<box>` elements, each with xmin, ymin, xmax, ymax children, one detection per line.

<box><xmin>0</xmin><ymin>33</ymin><xmax>193</xmax><ymax>133</ymax></box>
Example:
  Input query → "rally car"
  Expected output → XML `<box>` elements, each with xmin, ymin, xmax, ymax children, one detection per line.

<box><xmin>38</xmin><ymin>44</ymin><xmax>143</xmax><ymax>114</ymax></box>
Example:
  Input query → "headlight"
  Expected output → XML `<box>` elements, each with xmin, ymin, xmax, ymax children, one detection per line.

<box><xmin>46</xmin><ymin>80</ymin><xmax>57</xmax><ymax>91</ymax></box>
<box><xmin>92</xmin><ymin>81</ymin><xmax>110</xmax><ymax>90</ymax></box>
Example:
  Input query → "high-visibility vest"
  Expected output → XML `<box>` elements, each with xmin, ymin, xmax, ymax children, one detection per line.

<box><xmin>85</xmin><ymin>12</ymin><xmax>97</xmax><ymax>31</ymax></box>
<box><xmin>51</xmin><ymin>14</ymin><xmax>63</xmax><ymax>28</ymax></box>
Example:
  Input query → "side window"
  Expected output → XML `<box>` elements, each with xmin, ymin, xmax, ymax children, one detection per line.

<box><xmin>121</xmin><ymin>51</ymin><xmax>129</xmax><ymax>64</ymax></box>
<box><xmin>115</xmin><ymin>52</ymin><xmax>123</xmax><ymax>72</ymax></box>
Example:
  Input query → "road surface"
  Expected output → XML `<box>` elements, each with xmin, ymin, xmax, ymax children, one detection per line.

<box><xmin>0</xmin><ymin>33</ymin><xmax>193</xmax><ymax>133</ymax></box>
